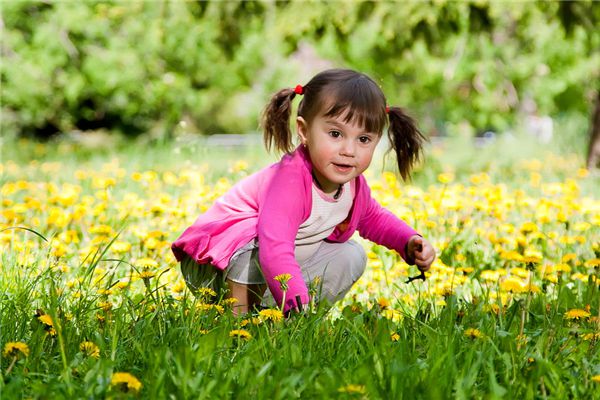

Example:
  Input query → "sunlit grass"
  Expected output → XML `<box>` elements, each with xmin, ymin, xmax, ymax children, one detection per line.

<box><xmin>1</xmin><ymin>137</ymin><xmax>599</xmax><ymax>398</ymax></box>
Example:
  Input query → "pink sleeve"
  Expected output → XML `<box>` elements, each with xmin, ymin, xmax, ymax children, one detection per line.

<box><xmin>356</xmin><ymin>185</ymin><xmax>419</xmax><ymax>262</ymax></box>
<box><xmin>257</xmin><ymin>167</ymin><xmax>310</xmax><ymax>313</ymax></box>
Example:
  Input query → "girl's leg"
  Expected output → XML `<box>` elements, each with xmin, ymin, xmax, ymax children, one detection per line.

<box><xmin>300</xmin><ymin>240</ymin><xmax>367</xmax><ymax>305</ymax></box>
<box><xmin>180</xmin><ymin>255</ymin><xmax>225</xmax><ymax>298</ymax></box>
<box><xmin>226</xmin><ymin>279</ymin><xmax>267</xmax><ymax>315</ymax></box>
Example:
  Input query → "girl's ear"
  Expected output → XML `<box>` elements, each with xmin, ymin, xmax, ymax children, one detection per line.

<box><xmin>296</xmin><ymin>116</ymin><xmax>308</xmax><ymax>145</ymax></box>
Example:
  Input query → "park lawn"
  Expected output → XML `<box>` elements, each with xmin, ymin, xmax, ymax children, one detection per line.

<box><xmin>1</xmin><ymin>136</ymin><xmax>599</xmax><ymax>399</ymax></box>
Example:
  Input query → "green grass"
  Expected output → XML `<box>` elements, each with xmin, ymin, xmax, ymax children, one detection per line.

<box><xmin>1</xmin><ymin>132</ymin><xmax>599</xmax><ymax>399</ymax></box>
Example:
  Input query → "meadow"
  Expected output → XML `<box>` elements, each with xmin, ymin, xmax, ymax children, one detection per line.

<box><xmin>1</xmin><ymin>134</ymin><xmax>599</xmax><ymax>399</ymax></box>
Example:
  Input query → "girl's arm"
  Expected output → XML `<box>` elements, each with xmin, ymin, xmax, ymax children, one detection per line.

<box><xmin>256</xmin><ymin>169</ymin><xmax>311</xmax><ymax>313</ymax></box>
<box><xmin>356</xmin><ymin>189</ymin><xmax>420</xmax><ymax>263</ymax></box>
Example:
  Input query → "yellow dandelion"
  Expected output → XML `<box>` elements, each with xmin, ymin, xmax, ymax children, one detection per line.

<box><xmin>564</xmin><ymin>309</ymin><xmax>591</xmax><ymax>320</ymax></box>
<box><xmin>562</xmin><ymin>253</ymin><xmax>577</xmax><ymax>263</ymax></box>
<box><xmin>98</xmin><ymin>301</ymin><xmax>113</xmax><ymax>312</ymax></box>
<box><xmin>592</xmin><ymin>375</ymin><xmax>600</xmax><ymax>383</ymax></box>
<box><xmin>37</xmin><ymin>313</ymin><xmax>57</xmax><ymax>336</ymax></box>
<box><xmin>79</xmin><ymin>341</ymin><xmax>100</xmax><ymax>359</ymax></box>
<box><xmin>229</xmin><ymin>329</ymin><xmax>252</xmax><ymax>340</ymax></box>
<box><xmin>112</xmin><ymin>241</ymin><xmax>132</xmax><ymax>254</ymax></box>
<box><xmin>197</xmin><ymin>287</ymin><xmax>217</xmax><ymax>298</ymax></box>
<box><xmin>3</xmin><ymin>342</ymin><xmax>30</xmax><ymax>358</ymax></box>
<box><xmin>520</xmin><ymin>221</ymin><xmax>538</xmax><ymax>234</ymax></box>
<box><xmin>138</xmin><ymin>270</ymin><xmax>156</xmax><ymax>279</ymax></box>
<box><xmin>199</xmin><ymin>329</ymin><xmax>209</xmax><ymax>335</ymax></box>
<box><xmin>390</xmin><ymin>332</ymin><xmax>400</xmax><ymax>342</ymax></box>
<box><xmin>437</xmin><ymin>172</ymin><xmax>454</xmax><ymax>184</ymax></box>
<box><xmin>259</xmin><ymin>308</ymin><xmax>284</xmax><ymax>323</ymax></box>
<box><xmin>500</xmin><ymin>276</ymin><xmax>527</xmax><ymax>293</ymax></box>
<box><xmin>111</xmin><ymin>372</ymin><xmax>142</xmax><ymax>393</ymax></box>
<box><xmin>338</xmin><ymin>384</ymin><xmax>366</xmax><ymax>394</ymax></box>
<box><xmin>464</xmin><ymin>328</ymin><xmax>483</xmax><ymax>339</ymax></box>
<box><xmin>222</xmin><ymin>297</ymin><xmax>238</xmax><ymax>306</ymax></box>
<box><xmin>584</xmin><ymin>258</ymin><xmax>600</xmax><ymax>268</ymax></box>
<box><xmin>134</xmin><ymin>258</ymin><xmax>158</xmax><ymax>269</ymax></box>
<box><xmin>274</xmin><ymin>273</ymin><xmax>292</xmax><ymax>291</ymax></box>
<box><xmin>582</xmin><ymin>333</ymin><xmax>600</xmax><ymax>341</ymax></box>
<box><xmin>374</xmin><ymin>296</ymin><xmax>390</xmax><ymax>309</ymax></box>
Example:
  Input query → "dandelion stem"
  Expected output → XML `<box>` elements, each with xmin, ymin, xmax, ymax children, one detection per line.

<box><xmin>5</xmin><ymin>356</ymin><xmax>17</xmax><ymax>376</ymax></box>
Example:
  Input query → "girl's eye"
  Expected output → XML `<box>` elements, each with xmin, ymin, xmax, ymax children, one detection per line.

<box><xmin>359</xmin><ymin>136</ymin><xmax>372</xmax><ymax>144</ymax></box>
<box><xmin>329</xmin><ymin>130</ymin><xmax>342</xmax><ymax>138</ymax></box>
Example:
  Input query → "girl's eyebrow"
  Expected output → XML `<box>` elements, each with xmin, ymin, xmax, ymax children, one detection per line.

<box><xmin>324</xmin><ymin>119</ymin><xmax>375</xmax><ymax>136</ymax></box>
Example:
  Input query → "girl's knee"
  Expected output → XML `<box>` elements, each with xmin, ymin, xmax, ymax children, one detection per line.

<box><xmin>345</xmin><ymin>241</ymin><xmax>367</xmax><ymax>281</ymax></box>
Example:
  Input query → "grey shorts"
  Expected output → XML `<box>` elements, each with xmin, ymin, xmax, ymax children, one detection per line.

<box><xmin>180</xmin><ymin>239</ymin><xmax>367</xmax><ymax>305</ymax></box>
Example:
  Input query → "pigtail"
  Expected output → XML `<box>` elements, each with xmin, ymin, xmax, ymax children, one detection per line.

<box><xmin>261</xmin><ymin>88</ymin><xmax>298</xmax><ymax>154</ymax></box>
<box><xmin>387</xmin><ymin>106</ymin><xmax>427</xmax><ymax>181</ymax></box>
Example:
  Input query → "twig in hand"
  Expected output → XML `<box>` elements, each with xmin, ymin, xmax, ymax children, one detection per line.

<box><xmin>406</xmin><ymin>271</ymin><xmax>426</xmax><ymax>283</ymax></box>
<box><xmin>295</xmin><ymin>295</ymin><xmax>303</xmax><ymax>313</ymax></box>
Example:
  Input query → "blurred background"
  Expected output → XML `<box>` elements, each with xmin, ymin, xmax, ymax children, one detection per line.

<box><xmin>1</xmin><ymin>1</ymin><xmax>599</xmax><ymax>168</ymax></box>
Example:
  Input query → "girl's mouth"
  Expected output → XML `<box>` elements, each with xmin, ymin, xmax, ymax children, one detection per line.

<box><xmin>333</xmin><ymin>163</ymin><xmax>353</xmax><ymax>173</ymax></box>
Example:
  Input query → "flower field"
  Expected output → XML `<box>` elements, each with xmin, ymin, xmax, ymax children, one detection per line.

<box><xmin>1</xmin><ymin>139</ymin><xmax>599</xmax><ymax>398</ymax></box>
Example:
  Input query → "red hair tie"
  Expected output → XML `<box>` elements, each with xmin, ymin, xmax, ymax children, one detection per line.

<box><xmin>386</xmin><ymin>106</ymin><xmax>390</xmax><ymax>114</ymax></box>
<box><xmin>294</xmin><ymin>84</ymin><xmax>304</xmax><ymax>95</ymax></box>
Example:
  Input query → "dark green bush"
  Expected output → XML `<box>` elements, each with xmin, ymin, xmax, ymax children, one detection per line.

<box><xmin>1</xmin><ymin>1</ymin><xmax>598</xmax><ymax>139</ymax></box>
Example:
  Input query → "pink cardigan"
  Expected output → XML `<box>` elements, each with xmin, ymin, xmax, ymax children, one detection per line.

<box><xmin>172</xmin><ymin>145</ymin><xmax>419</xmax><ymax>312</ymax></box>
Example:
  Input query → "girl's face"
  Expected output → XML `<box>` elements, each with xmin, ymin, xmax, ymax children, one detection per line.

<box><xmin>297</xmin><ymin>111</ymin><xmax>381</xmax><ymax>194</ymax></box>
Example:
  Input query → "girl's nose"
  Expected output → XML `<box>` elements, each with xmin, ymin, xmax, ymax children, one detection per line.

<box><xmin>340</xmin><ymin>139</ymin><xmax>355</xmax><ymax>156</ymax></box>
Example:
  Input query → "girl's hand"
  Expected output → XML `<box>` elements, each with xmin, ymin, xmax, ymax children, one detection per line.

<box><xmin>407</xmin><ymin>235</ymin><xmax>436</xmax><ymax>272</ymax></box>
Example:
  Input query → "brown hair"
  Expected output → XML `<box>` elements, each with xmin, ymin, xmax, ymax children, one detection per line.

<box><xmin>261</xmin><ymin>69</ymin><xmax>426</xmax><ymax>180</ymax></box>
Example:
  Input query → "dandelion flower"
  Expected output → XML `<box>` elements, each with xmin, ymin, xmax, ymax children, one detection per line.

<box><xmin>111</xmin><ymin>372</ymin><xmax>142</xmax><ymax>393</ymax></box>
<box><xmin>437</xmin><ymin>172</ymin><xmax>454</xmax><ymax>184</ymax></box>
<box><xmin>138</xmin><ymin>270</ymin><xmax>156</xmax><ymax>279</ymax></box>
<box><xmin>79</xmin><ymin>341</ymin><xmax>100</xmax><ymax>359</ymax></box>
<box><xmin>197</xmin><ymin>287</ymin><xmax>217</xmax><ymax>298</ymax></box>
<box><xmin>377</xmin><ymin>297</ymin><xmax>391</xmax><ymax>309</ymax></box>
<box><xmin>500</xmin><ymin>276</ymin><xmax>527</xmax><ymax>293</ymax></box>
<box><xmin>259</xmin><ymin>308</ymin><xmax>284</xmax><ymax>323</ymax></box>
<box><xmin>464</xmin><ymin>328</ymin><xmax>483</xmax><ymax>339</ymax></box>
<box><xmin>390</xmin><ymin>332</ymin><xmax>400</xmax><ymax>342</ymax></box>
<box><xmin>338</xmin><ymin>384</ymin><xmax>366</xmax><ymax>394</ymax></box>
<box><xmin>37</xmin><ymin>313</ymin><xmax>57</xmax><ymax>336</ymax></box>
<box><xmin>3</xmin><ymin>342</ymin><xmax>29</xmax><ymax>358</ymax></box>
<box><xmin>98</xmin><ymin>301</ymin><xmax>113</xmax><ymax>312</ymax></box>
<box><xmin>592</xmin><ymin>375</ymin><xmax>600</xmax><ymax>383</ymax></box>
<box><xmin>229</xmin><ymin>329</ymin><xmax>252</xmax><ymax>340</ymax></box>
<box><xmin>564</xmin><ymin>309</ymin><xmax>591</xmax><ymax>320</ymax></box>
<box><xmin>274</xmin><ymin>273</ymin><xmax>292</xmax><ymax>292</ymax></box>
<box><xmin>135</xmin><ymin>258</ymin><xmax>158</xmax><ymax>269</ymax></box>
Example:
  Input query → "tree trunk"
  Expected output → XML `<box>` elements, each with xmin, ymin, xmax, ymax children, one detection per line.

<box><xmin>587</xmin><ymin>91</ymin><xmax>600</xmax><ymax>169</ymax></box>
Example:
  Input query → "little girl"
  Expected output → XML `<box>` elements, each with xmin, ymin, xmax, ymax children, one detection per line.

<box><xmin>172</xmin><ymin>69</ymin><xmax>436</xmax><ymax>314</ymax></box>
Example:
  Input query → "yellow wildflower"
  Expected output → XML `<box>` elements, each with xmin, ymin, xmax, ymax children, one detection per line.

<box><xmin>197</xmin><ymin>287</ymin><xmax>217</xmax><ymax>298</ymax></box>
<box><xmin>564</xmin><ymin>309</ymin><xmax>591</xmax><ymax>320</ymax></box>
<box><xmin>259</xmin><ymin>308</ymin><xmax>284</xmax><ymax>323</ymax></box>
<box><xmin>79</xmin><ymin>341</ymin><xmax>100</xmax><ymax>359</ymax></box>
<box><xmin>390</xmin><ymin>332</ymin><xmax>400</xmax><ymax>342</ymax></box>
<box><xmin>437</xmin><ymin>172</ymin><xmax>454</xmax><ymax>184</ymax></box>
<box><xmin>3</xmin><ymin>342</ymin><xmax>30</xmax><ymax>358</ymax></box>
<box><xmin>229</xmin><ymin>329</ymin><xmax>252</xmax><ymax>340</ymax></box>
<box><xmin>37</xmin><ymin>313</ymin><xmax>57</xmax><ymax>336</ymax></box>
<box><xmin>111</xmin><ymin>372</ymin><xmax>142</xmax><ymax>393</ymax></box>
<box><xmin>338</xmin><ymin>384</ymin><xmax>366</xmax><ymax>394</ymax></box>
<box><xmin>274</xmin><ymin>273</ymin><xmax>292</xmax><ymax>291</ymax></box>
<box><xmin>592</xmin><ymin>375</ymin><xmax>600</xmax><ymax>383</ymax></box>
<box><xmin>377</xmin><ymin>297</ymin><xmax>391</xmax><ymax>309</ymax></box>
<box><xmin>138</xmin><ymin>270</ymin><xmax>156</xmax><ymax>279</ymax></box>
<box><xmin>500</xmin><ymin>276</ymin><xmax>527</xmax><ymax>293</ymax></box>
<box><xmin>134</xmin><ymin>258</ymin><xmax>158</xmax><ymax>269</ymax></box>
<box><xmin>464</xmin><ymin>328</ymin><xmax>483</xmax><ymax>339</ymax></box>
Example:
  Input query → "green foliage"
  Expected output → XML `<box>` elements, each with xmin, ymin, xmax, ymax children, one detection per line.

<box><xmin>1</xmin><ymin>1</ymin><xmax>599</xmax><ymax>138</ymax></box>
